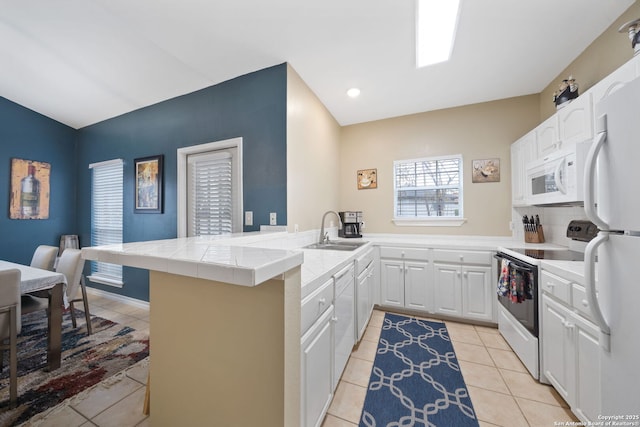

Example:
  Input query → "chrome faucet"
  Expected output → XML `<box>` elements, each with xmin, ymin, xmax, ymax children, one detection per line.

<box><xmin>319</xmin><ymin>210</ymin><xmax>343</xmax><ymax>244</ymax></box>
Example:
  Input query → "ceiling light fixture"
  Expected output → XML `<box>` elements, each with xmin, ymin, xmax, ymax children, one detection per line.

<box><xmin>416</xmin><ymin>0</ymin><xmax>461</xmax><ymax>68</ymax></box>
<box><xmin>347</xmin><ymin>88</ymin><xmax>361</xmax><ymax>98</ymax></box>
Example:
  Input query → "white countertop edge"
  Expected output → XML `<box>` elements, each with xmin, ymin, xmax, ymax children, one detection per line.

<box><xmin>81</xmin><ymin>243</ymin><xmax>304</xmax><ymax>287</ymax></box>
<box><xmin>540</xmin><ymin>259</ymin><xmax>587</xmax><ymax>283</ymax></box>
<box><xmin>80</xmin><ymin>231</ymin><xmax>571</xmax><ymax>291</ymax></box>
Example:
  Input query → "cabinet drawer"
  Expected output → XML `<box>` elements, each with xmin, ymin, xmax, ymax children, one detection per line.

<box><xmin>432</xmin><ymin>249</ymin><xmax>492</xmax><ymax>265</ymax></box>
<box><xmin>541</xmin><ymin>270</ymin><xmax>571</xmax><ymax>304</ymax></box>
<box><xmin>379</xmin><ymin>246</ymin><xmax>429</xmax><ymax>261</ymax></box>
<box><xmin>571</xmin><ymin>283</ymin><xmax>595</xmax><ymax>320</ymax></box>
<box><xmin>356</xmin><ymin>248</ymin><xmax>374</xmax><ymax>276</ymax></box>
<box><xmin>301</xmin><ymin>278</ymin><xmax>334</xmax><ymax>336</ymax></box>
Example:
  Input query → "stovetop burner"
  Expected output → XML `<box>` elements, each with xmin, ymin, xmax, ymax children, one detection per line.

<box><xmin>503</xmin><ymin>248</ymin><xmax>585</xmax><ymax>261</ymax></box>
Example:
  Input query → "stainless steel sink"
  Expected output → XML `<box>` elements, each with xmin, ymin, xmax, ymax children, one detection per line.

<box><xmin>303</xmin><ymin>241</ymin><xmax>367</xmax><ymax>251</ymax></box>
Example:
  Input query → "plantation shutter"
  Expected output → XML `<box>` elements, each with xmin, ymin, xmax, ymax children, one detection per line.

<box><xmin>187</xmin><ymin>151</ymin><xmax>234</xmax><ymax>236</ymax></box>
<box><xmin>89</xmin><ymin>159</ymin><xmax>123</xmax><ymax>285</ymax></box>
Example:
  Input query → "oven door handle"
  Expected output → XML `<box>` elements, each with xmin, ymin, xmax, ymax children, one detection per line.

<box><xmin>493</xmin><ymin>254</ymin><xmax>535</xmax><ymax>272</ymax></box>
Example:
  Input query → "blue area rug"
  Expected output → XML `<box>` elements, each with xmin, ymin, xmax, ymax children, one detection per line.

<box><xmin>0</xmin><ymin>309</ymin><xmax>148</xmax><ymax>426</ymax></box>
<box><xmin>360</xmin><ymin>313</ymin><xmax>479</xmax><ymax>427</ymax></box>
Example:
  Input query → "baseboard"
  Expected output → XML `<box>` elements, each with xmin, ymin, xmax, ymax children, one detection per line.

<box><xmin>85</xmin><ymin>287</ymin><xmax>150</xmax><ymax>310</ymax></box>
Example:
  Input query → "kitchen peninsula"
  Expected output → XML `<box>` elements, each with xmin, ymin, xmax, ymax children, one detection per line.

<box><xmin>82</xmin><ymin>230</ymin><xmax>572</xmax><ymax>426</ymax></box>
<box><xmin>81</xmin><ymin>235</ymin><xmax>305</xmax><ymax>427</ymax></box>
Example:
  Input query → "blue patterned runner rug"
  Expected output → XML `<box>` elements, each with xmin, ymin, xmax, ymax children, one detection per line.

<box><xmin>359</xmin><ymin>313</ymin><xmax>479</xmax><ymax>427</ymax></box>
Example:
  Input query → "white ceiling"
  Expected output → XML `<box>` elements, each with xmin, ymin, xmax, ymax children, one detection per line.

<box><xmin>0</xmin><ymin>0</ymin><xmax>635</xmax><ymax>129</ymax></box>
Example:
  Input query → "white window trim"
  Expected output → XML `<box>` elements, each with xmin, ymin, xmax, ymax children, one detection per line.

<box><xmin>392</xmin><ymin>217</ymin><xmax>467</xmax><ymax>227</ymax></box>
<box><xmin>393</xmin><ymin>154</ymin><xmax>465</xmax><ymax>227</ymax></box>
<box><xmin>177</xmin><ymin>137</ymin><xmax>243</xmax><ymax>238</ymax></box>
<box><xmin>87</xmin><ymin>275</ymin><xmax>124</xmax><ymax>288</ymax></box>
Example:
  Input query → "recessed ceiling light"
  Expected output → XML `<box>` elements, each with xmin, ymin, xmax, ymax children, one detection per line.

<box><xmin>416</xmin><ymin>0</ymin><xmax>461</xmax><ymax>68</ymax></box>
<box><xmin>347</xmin><ymin>88</ymin><xmax>361</xmax><ymax>98</ymax></box>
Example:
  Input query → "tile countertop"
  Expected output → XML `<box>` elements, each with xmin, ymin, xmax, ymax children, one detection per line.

<box><xmin>81</xmin><ymin>231</ymin><xmax>569</xmax><ymax>292</ymax></box>
<box><xmin>81</xmin><ymin>234</ymin><xmax>304</xmax><ymax>287</ymax></box>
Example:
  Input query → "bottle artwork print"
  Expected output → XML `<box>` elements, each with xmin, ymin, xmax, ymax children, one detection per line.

<box><xmin>20</xmin><ymin>163</ymin><xmax>41</xmax><ymax>219</ymax></box>
<box><xmin>9</xmin><ymin>158</ymin><xmax>51</xmax><ymax>220</ymax></box>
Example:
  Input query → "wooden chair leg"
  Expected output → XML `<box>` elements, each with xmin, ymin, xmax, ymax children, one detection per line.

<box><xmin>70</xmin><ymin>301</ymin><xmax>77</xmax><ymax>329</ymax></box>
<box><xmin>9</xmin><ymin>305</ymin><xmax>17</xmax><ymax>408</ymax></box>
<box><xmin>143</xmin><ymin>372</ymin><xmax>150</xmax><ymax>415</ymax></box>
<box><xmin>80</xmin><ymin>276</ymin><xmax>92</xmax><ymax>335</ymax></box>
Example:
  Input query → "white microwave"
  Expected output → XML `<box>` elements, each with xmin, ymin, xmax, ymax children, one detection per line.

<box><xmin>525</xmin><ymin>141</ymin><xmax>591</xmax><ymax>205</ymax></box>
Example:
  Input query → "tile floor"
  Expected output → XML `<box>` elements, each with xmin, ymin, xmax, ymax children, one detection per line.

<box><xmin>20</xmin><ymin>291</ymin><xmax>151</xmax><ymax>427</ymax></box>
<box><xmin>21</xmin><ymin>298</ymin><xmax>578</xmax><ymax>427</ymax></box>
<box><xmin>323</xmin><ymin>309</ymin><xmax>579</xmax><ymax>427</ymax></box>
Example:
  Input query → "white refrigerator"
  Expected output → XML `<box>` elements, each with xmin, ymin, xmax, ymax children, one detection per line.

<box><xmin>584</xmin><ymin>74</ymin><xmax>640</xmax><ymax>414</ymax></box>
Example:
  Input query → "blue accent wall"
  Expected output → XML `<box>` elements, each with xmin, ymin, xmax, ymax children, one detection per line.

<box><xmin>0</xmin><ymin>97</ymin><xmax>77</xmax><ymax>264</ymax></box>
<box><xmin>76</xmin><ymin>64</ymin><xmax>288</xmax><ymax>301</ymax></box>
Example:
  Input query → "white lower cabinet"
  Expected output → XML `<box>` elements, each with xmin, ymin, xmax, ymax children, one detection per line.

<box><xmin>432</xmin><ymin>250</ymin><xmax>495</xmax><ymax>322</ymax></box>
<box><xmin>433</xmin><ymin>263</ymin><xmax>461</xmax><ymax>317</ymax></box>
<box><xmin>301</xmin><ymin>306</ymin><xmax>334</xmax><ymax>427</ymax></box>
<box><xmin>462</xmin><ymin>265</ymin><xmax>494</xmax><ymax>321</ymax></box>
<box><xmin>541</xmin><ymin>295</ymin><xmax>573</xmax><ymax>402</ymax></box>
<box><xmin>356</xmin><ymin>261</ymin><xmax>375</xmax><ymax>341</ymax></box>
<box><xmin>380</xmin><ymin>258</ymin><xmax>430</xmax><ymax>310</ymax></box>
<box><xmin>541</xmin><ymin>294</ymin><xmax>600</xmax><ymax>422</ymax></box>
<box><xmin>433</xmin><ymin>264</ymin><xmax>493</xmax><ymax>321</ymax></box>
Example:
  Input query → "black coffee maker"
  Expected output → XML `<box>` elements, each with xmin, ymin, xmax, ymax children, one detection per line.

<box><xmin>338</xmin><ymin>211</ymin><xmax>362</xmax><ymax>238</ymax></box>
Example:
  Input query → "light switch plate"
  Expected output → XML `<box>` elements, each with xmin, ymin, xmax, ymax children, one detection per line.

<box><xmin>269</xmin><ymin>212</ymin><xmax>277</xmax><ymax>225</ymax></box>
<box><xmin>245</xmin><ymin>211</ymin><xmax>253</xmax><ymax>226</ymax></box>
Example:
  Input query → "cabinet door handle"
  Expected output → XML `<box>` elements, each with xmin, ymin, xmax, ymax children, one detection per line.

<box><xmin>331</xmin><ymin>316</ymin><xmax>338</xmax><ymax>323</ymax></box>
<box><xmin>581</xmin><ymin>299</ymin><xmax>589</xmax><ymax>307</ymax></box>
<box><xmin>563</xmin><ymin>321</ymin><xmax>575</xmax><ymax>330</ymax></box>
<box><xmin>318</xmin><ymin>298</ymin><xmax>326</xmax><ymax>306</ymax></box>
<box><xmin>546</xmin><ymin>282</ymin><xmax>555</xmax><ymax>288</ymax></box>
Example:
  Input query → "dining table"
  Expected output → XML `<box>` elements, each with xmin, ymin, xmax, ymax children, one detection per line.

<box><xmin>0</xmin><ymin>260</ymin><xmax>67</xmax><ymax>371</ymax></box>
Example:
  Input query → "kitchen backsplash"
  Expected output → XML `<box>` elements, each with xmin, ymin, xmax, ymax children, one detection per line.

<box><xmin>512</xmin><ymin>206</ymin><xmax>588</xmax><ymax>246</ymax></box>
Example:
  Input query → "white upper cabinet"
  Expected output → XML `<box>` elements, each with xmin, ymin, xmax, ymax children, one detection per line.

<box><xmin>589</xmin><ymin>55</ymin><xmax>640</xmax><ymax>109</ymax></box>
<box><xmin>557</xmin><ymin>91</ymin><xmax>593</xmax><ymax>148</ymax></box>
<box><xmin>511</xmin><ymin>131</ymin><xmax>536</xmax><ymax>207</ymax></box>
<box><xmin>535</xmin><ymin>114</ymin><xmax>560</xmax><ymax>159</ymax></box>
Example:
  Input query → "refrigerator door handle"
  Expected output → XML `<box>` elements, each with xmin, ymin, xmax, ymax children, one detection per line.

<box><xmin>585</xmin><ymin>231</ymin><xmax>611</xmax><ymax>351</ymax></box>
<box><xmin>584</xmin><ymin>114</ymin><xmax>609</xmax><ymax>231</ymax></box>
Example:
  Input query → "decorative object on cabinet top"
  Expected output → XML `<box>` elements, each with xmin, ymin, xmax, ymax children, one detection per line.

<box><xmin>553</xmin><ymin>75</ymin><xmax>579</xmax><ymax>109</ymax></box>
<box><xmin>619</xmin><ymin>17</ymin><xmax>640</xmax><ymax>56</ymax></box>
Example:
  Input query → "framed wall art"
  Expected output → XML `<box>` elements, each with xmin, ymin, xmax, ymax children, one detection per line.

<box><xmin>134</xmin><ymin>155</ymin><xmax>163</xmax><ymax>213</ymax></box>
<box><xmin>9</xmin><ymin>158</ymin><xmax>51</xmax><ymax>220</ymax></box>
<box><xmin>357</xmin><ymin>168</ymin><xmax>377</xmax><ymax>190</ymax></box>
<box><xmin>472</xmin><ymin>158</ymin><xmax>500</xmax><ymax>183</ymax></box>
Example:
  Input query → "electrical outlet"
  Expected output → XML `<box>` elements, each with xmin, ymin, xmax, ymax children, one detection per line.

<box><xmin>270</xmin><ymin>212</ymin><xmax>277</xmax><ymax>225</ymax></box>
<box><xmin>294</xmin><ymin>224</ymin><xmax>299</xmax><ymax>233</ymax></box>
<box><xmin>245</xmin><ymin>211</ymin><xmax>253</xmax><ymax>226</ymax></box>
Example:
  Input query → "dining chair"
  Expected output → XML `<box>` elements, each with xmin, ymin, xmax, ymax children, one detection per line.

<box><xmin>30</xmin><ymin>245</ymin><xmax>59</xmax><ymax>271</ymax></box>
<box><xmin>23</xmin><ymin>249</ymin><xmax>93</xmax><ymax>335</ymax></box>
<box><xmin>0</xmin><ymin>268</ymin><xmax>22</xmax><ymax>408</ymax></box>
<box><xmin>55</xmin><ymin>249</ymin><xmax>92</xmax><ymax>335</ymax></box>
